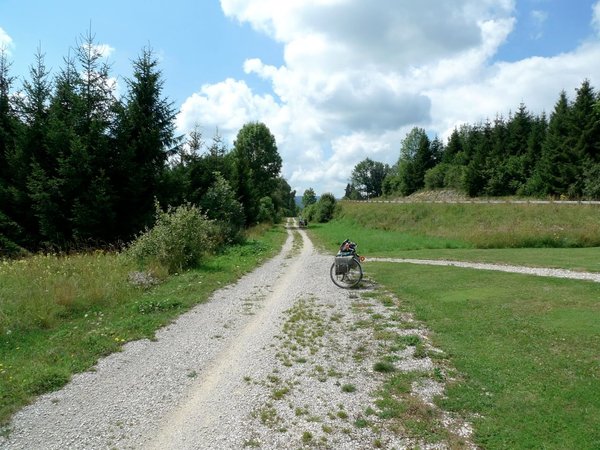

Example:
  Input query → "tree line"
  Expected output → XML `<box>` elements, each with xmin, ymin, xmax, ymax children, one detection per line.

<box><xmin>346</xmin><ymin>79</ymin><xmax>600</xmax><ymax>200</ymax></box>
<box><xmin>0</xmin><ymin>32</ymin><xmax>296</xmax><ymax>256</ymax></box>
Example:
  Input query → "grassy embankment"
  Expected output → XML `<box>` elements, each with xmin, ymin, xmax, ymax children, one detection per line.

<box><xmin>309</xmin><ymin>201</ymin><xmax>600</xmax><ymax>449</ymax></box>
<box><xmin>0</xmin><ymin>224</ymin><xmax>287</xmax><ymax>426</ymax></box>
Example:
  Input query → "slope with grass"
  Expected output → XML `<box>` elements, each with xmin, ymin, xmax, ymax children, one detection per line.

<box><xmin>308</xmin><ymin>200</ymin><xmax>600</xmax><ymax>449</ymax></box>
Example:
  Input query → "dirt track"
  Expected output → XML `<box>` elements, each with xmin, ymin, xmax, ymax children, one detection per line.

<box><xmin>1</xmin><ymin>222</ymin><xmax>477</xmax><ymax>449</ymax></box>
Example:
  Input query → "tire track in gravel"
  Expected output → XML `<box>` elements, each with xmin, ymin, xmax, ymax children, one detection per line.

<box><xmin>1</xmin><ymin>221</ymin><xmax>476</xmax><ymax>450</ymax></box>
<box><xmin>146</xmin><ymin>224</ymin><xmax>314</xmax><ymax>449</ymax></box>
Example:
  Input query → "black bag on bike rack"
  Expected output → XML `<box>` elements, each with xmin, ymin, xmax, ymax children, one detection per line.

<box><xmin>334</xmin><ymin>256</ymin><xmax>354</xmax><ymax>275</ymax></box>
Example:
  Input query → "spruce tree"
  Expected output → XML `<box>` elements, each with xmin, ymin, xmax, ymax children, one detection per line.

<box><xmin>115</xmin><ymin>46</ymin><xmax>177</xmax><ymax>237</ymax></box>
<box><xmin>0</xmin><ymin>49</ymin><xmax>26</xmax><ymax>250</ymax></box>
<box><xmin>64</xmin><ymin>30</ymin><xmax>119</xmax><ymax>242</ymax></box>
<box><xmin>536</xmin><ymin>91</ymin><xmax>575</xmax><ymax>197</ymax></box>
<box><xmin>570</xmin><ymin>79</ymin><xmax>598</xmax><ymax>196</ymax></box>
<box><xmin>19</xmin><ymin>48</ymin><xmax>54</xmax><ymax>244</ymax></box>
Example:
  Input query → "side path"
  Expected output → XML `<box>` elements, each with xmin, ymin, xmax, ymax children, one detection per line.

<box><xmin>367</xmin><ymin>258</ymin><xmax>600</xmax><ymax>283</ymax></box>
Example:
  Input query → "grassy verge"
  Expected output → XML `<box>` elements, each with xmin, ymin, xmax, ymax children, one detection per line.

<box><xmin>309</xmin><ymin>201</ymin><xmax>600</xmax><ymax>272</ymax></box>
<box><xmin>369</xmin><ymin>263</ymin><xmax>600</xmax><ymax>449</ymax></box>
<box><xmin>308</xmin><ymin>202</ymin><xmax>600</xmax><ymax>449</ymax></box>
<box><xmin>0</xmin><ymin>224</ymin><xmax>287</xmax><ymax>424</ymax></box>
<box><xmin>334</xmin><ymin>201</ymin><xmax>600</xmax><ymax>249</ymax></box>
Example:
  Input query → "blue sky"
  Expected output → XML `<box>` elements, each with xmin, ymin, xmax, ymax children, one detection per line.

<box><xmin>1</xmin><ymin>1</ymin><xmax>600</xmax><ymax>197</ymax></box>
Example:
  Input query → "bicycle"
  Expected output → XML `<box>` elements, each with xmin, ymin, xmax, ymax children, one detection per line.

<box><xmin>330</xmin><ymin>239</ymin><xmax>364</xmax><ymax>288</ymax></box>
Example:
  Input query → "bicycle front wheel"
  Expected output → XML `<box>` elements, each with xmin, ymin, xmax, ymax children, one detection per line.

<box><xmin>330</xmin><ymin>258</ymin><xmax>363</xmax><ymax>288</ymax></box>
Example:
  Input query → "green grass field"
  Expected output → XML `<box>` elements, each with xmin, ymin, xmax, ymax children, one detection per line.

<box><xmin>0</xmin><ymin>225</ymin><xmax>287</xmax><ymax>425</ymax></box>
<box><xmin>309</xmin><ymin>200</ymin><xmax>600</xmax><ymax>449</ymax></box>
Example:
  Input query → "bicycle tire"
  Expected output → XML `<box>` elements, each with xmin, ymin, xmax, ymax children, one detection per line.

<box><xmin>330</xmin><ymin>257</ymin><xmax>363</xmax><ymax>288</ymax></box>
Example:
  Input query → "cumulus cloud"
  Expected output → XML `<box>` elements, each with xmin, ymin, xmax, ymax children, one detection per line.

<box><xmin>176</xmin><ymin>78</ymin><xmax>284</xmax><ymax>144</ymax></box>
<box><xmin>529</xmin><ymin>10</ymin><xmax>548</xmax><ymax>40</ymax></box>
<box><xmin>593</xmin><ymin>0</ymin><xmax>600</xmax><ymax>34</ymax></box>
<box><xmin>177</xmin><ymin>0</ymin><xmax>600</xmax><ymax>196</ymax></box>
<box><xmin>0</xmin><ymin>27</ymin><xmax>14</xmax><ymax>53</ymax></box>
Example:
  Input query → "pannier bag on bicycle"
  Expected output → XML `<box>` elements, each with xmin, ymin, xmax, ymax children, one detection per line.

<box><xmin>334</xmin><ymin>255</ymin><xmax>354</xmax><ymax>275</ymax></box>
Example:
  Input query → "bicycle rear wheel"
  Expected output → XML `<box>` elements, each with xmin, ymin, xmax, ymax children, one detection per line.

<box><xmin>330</xmin><ymin>257</ymin><xmax>363</xmax><ymax>288</ymax></box>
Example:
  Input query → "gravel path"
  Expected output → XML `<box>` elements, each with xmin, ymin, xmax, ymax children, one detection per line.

<box><xmin>367</xmin><ymin>258</ymin><xmax>600</xmax><ymax>283</ymax></box>
<box><xmin>7</xmin><ymin>223</ymin><xmax>560</xmax><ymax>449</ymax></box>
<box><xmin>2</xmin><ymin>222</ymin><xmax>595</xmax><ymax>449</ymax></box>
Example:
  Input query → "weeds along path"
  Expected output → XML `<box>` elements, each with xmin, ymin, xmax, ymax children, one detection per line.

<box><xmin>1</xmin><ymin>220</ymin><xmax>475</xmax><ymax>450</ymax></box>
<box><xmin>368</xmin><ymin>258</ymin><xmax>600</xmax><ymax>283</ymax></box>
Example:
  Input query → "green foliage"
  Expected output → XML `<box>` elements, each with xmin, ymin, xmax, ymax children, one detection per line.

<box><xmin>376</xmin><ymin>80</ymin><xmax>600</xmax><ymax>200</ymax></box>
<box><xmin>114</xmin><ymin>46</ymin><xmax>178</xmax><ymax>237</ymax></box>
<box><xmin>344</xmin><ymin>183</ymin><xmax>362</xmax><ymax>200</ymax></box>
<box><xmin>304</xmin><ymin>192</ymin><xmax>338</xmax><ymax>223</ymax></box>
<box><xmin>349</xmin><ymin>158</ymin><xmax>389</xmax><ymax>198</ymax></box>
<box><xmin>0</xmin><ymin>224</ymin><xmax>286</xmax><ymax>424</ymax></box>
<box><xmin>302</xmin><ymin>187</ymin><xmax>317</xmax><ymax>208</ymax></box>
<box><xmin>583</xmin><ymin>163</ymin><xmax>600</xmax><ymax>198</ymax></box>
<box><xmin>0</xmin><ymin>34</ymin><xmax>295</xmax><ymax>253</ymax></box>
<box><xmin>424</xmin><ymin>163</ymin><xmax>447</xmax><ymax>190</ymax></box>
<box><xmin>232</xmin><ymin>122</ymin><xmax>282</xmax><ymax>224</ymax></box>
<box><xmin>257</xmin><ymin>196</ymin><xmax>278</xmax><ymax>223</ymax></box>
<box><xmin>315</xmin><ymin>193</ymin><xmax>338</xmax><ymax>222</ymax></box>
<box><xmin>126</xmin><ymin>203</ymin><xmax>216</xmax><ymax>274</ymax></box>
<box><xmin>272</xmin><ymin>177</ymin><xmax>297</xmax><ymax>217</ymax></box>
<box><xmin>200</xmin><ymin>172</ymin><xmax>245</xmax><ymax>244</ymax></box>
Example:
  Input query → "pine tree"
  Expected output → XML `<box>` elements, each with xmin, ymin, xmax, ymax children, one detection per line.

<box><xmin>570</xmin><ymin>79</ymin><xmax>598</xmax><ymax>197</ymax></box>
<box><xmin>443</xmin><ymin>128</ymin><xmax>463</xmax><ymax>164</ymax></box>
<box><xmin>395</xmin><ymin>127</ymin><xmax>431</xmax><ymax>195</ymax></box>
<box><xmin>0</xmin><ymin>48</ymin><xmax>26</xmax><ymax>250</ymax></box>
<box><xmin>536</xmin><ymin>91</ymin><xmax>575</xmax><ymax>197</ymax></box>
<box><xmin>114</xmin><ymin>46</ymin><xmax>177</xmax><ymax>238</ymax></box>
<box><xmin>464</xmin><ymin>122</ymin><xmax>491</xmax><ymax>197</ymax></box>
<box><xmin>61</xmin><ymin>30</ymin><xmax>119</xmax><ymax>242</ymax></box>
<box><xmin>43</xmin><ymin>55</ymin><xmax>83</xmax><ymax>244</ymax></box>
<box><xmin>18</xmin><ymin>48</ymin><xmax>54</xmax><ymax>244</ymax></box>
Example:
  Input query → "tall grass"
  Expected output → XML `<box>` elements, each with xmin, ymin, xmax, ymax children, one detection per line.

<box><xmin>0</xmin><ymin>225</ymin><xmax>286</xmax><ymax>424</ymax></box>
<box><xmin>0</xmin><ymin>252</ymin><xmax>137</xmax><ymax>335</ymax></box>
<box><xmin>336</xmin><ymin>201</ymin><xmax>600</xmax><ymax>248</ymax></box>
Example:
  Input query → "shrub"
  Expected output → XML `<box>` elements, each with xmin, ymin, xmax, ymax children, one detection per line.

<box><xmin>126</xmin><ymin>203</ymin><xmax>216</xmax><ymax>274</ymax></box>
<box><xmin>424</xmin><ymin>163</ymin><xmax>447</xmax><ymax>190</ymax></box>
<box><xmin>302</xmin><ymin>203</ymin><xmax>317</xmax><ymax>222</ymax></box>
<box><xmin>583</xmin><ymin>163</ymin><xmax>600</xmax><ymax>199</ymax></box>
<box><xmin>314</xmin><ymin>193</ymin><xmax>337</xmax><ymax>223</ymax></box>
<box><xmin>200</xmin><ymin>173</ymin><xmax>245</xmax><ymax>245</ymax></box>
<box><xmin>302</xmin><ymin>193</ymin><xmax>339</xmax><ymax>223</ymax></box>
<box><xmin>257</xmin><ymin>196</ymin><xmax>278</xmax><ymax>223</ymax></box>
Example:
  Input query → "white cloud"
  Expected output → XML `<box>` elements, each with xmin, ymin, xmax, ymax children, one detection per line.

<box><xmin>593</xmin><ymin>1</ymin><xmax>600</xmax><ymax>35</ymax></box>
<box><xmin>178</xmin><ymin>0</ymin><xmax>600</xmax><ymax>197</ymax></box>
<box><xmin>0</xmin><ymin>27</ymin><xmax>14</xmax><ymax>53</ymax></box>
<box><xmin>94</xmin><ymin>44</ymin><xmax>115</xmax><ymax>58</ymax></box>
<box><xmin>530</xmin><ymin>10</ymin><xmax>548</xmax><ymax>40</ymax></box>
<box><xmin>176</xmin><ymin>78</ymin><xmax>283</xmax><ymax>144</ymax></box>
